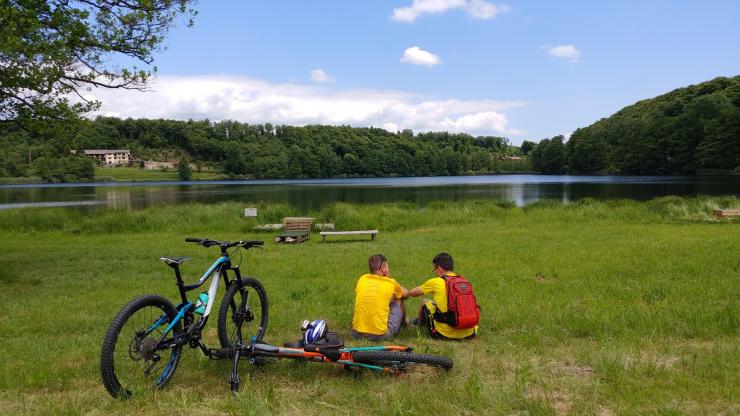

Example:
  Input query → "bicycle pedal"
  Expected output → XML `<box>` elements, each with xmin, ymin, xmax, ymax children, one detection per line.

<box><xmin>209</xmin><ymin>348</ymin><xmax>232</xmax><ymax>360</ymax></box>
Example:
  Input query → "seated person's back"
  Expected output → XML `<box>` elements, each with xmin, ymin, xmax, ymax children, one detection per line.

<box><xmin>408</xmin><ymin>252</ymin><xmax>478</xmax><ymax>340</ymax></box>
<box><xmin>352</xmin><ymin>254</ymin><xmax>408</xmax><ymax>340</ymax></box>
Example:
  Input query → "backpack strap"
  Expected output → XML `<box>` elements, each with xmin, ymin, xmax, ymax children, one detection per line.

<box><xmin>432</xmin><ymin>273</ymin><xmax>457</xmax><ymax>326</ymax></box>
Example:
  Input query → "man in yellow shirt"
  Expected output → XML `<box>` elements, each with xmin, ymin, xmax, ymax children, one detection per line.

<box><xmin>408</xmin><ymin>252</ymin><xmax>477</xmax><ymax>340</ymax></box>
<box><xmin>352</xmin><ymin>254</ymin><xmax>409</xmax><ymax>340</ymax></box>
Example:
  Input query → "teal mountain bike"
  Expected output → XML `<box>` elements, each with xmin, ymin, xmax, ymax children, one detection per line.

<box><xmin>100</xmin><ymin>238</ymin><xmax>268</xmax><ymax>398</ymax></box>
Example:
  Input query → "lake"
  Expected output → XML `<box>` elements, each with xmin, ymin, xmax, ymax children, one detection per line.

<box><xmin>0</xmin><ymin>175</ymin><xmax>738</xmax><ymax>210</ymax></box>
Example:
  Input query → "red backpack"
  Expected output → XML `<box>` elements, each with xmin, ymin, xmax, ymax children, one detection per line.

<box><xmin>433</xmin><ymin>273</ymin><xmax>481</xmax><ymax>329</ymax></box>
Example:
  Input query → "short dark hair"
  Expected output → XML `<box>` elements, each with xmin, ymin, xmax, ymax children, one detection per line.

<box><xmin>432</xmin><ymin>252</ymin><xmax>454</xmax><ymax>271</ymax></box>
<box><xmin>368</xmin><ymin>254</ymin><xmax>387</xmax><ymax>273</ymax></box>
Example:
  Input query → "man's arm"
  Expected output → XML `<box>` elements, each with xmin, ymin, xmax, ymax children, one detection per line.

<box><xmin>408</xmin><ymin>286</ymin><xmax>424</xmax><ymax>297</ymax></box>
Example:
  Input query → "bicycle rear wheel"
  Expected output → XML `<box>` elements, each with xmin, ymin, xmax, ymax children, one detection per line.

<box><xmin>100</xmin><ymin>294</ymin><xmax>182</xmax><ymax>398</ymax></box>
<box><xmin>217</xmin><ymin>278</ymin><xmax>269</xmax><ymax>349</ymax></box>
<box><xmin>351</xmin><ymin>350</ymin><xmax>453</xmax><ymax>370</ymax></box>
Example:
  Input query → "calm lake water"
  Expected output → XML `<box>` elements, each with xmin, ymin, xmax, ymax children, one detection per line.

<box><xmin>0</xmin><ymin>175</ymin><xmax>738</xmax><ymax>210</ymax></box>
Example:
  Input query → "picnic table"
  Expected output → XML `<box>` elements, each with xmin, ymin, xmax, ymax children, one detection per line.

<box><xmin>274</xmin><ymin>217</ymin><xmax>314</xmax><ymax>243</ymax></box>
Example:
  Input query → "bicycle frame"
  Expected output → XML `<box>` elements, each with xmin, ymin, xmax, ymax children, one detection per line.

<box><xmin>224</xmin><ymin>338</ymin><xmax>419</xmax><ymax>391</ymax></box>
<box><xmin>147</xmin><ymin>252</ymin><xmax>247</xmax><ymax>358</ymax></box>
<box><xmin>248</xmin><ymin>343</ymin><xmax>412</xmax><ymax>371</ymax></box>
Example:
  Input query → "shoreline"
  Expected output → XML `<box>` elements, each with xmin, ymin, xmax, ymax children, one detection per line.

<box><xmin>1</xmin><ymin>170</ymin><xmax>738</xmax><ymax>187</ymax></box>
<box><xmin>2</xmin><ymin>173</ymin><xmax>739</xmax><ymax>189</ymax></box>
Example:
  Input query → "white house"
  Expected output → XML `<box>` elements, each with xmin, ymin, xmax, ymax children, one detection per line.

<box><xmin>84</xmin><ymin>150</ymin><xmax>131</xmax><ymax>165</ymax></box>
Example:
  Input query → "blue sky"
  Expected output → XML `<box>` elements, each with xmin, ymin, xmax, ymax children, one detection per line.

<box><xmin>90</xmin><ymin>0</ymin><xmax>740</xmax><ymax>145</ymax></box>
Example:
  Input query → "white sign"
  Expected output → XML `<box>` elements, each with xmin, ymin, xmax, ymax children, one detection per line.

<box><xmin>244</xmin><ymin>208</ymin><xmax>257</xmax><ymax>217</ymax></box>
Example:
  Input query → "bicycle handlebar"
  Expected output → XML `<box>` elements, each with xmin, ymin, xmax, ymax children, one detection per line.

<box><xmin>185</xmin><ymin>238</ymin><xmax>264</xmax><ymax>249</ymax></box>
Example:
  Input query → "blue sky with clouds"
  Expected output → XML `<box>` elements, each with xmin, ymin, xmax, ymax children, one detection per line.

<box><xmin>90</xmin><ymin>0</ymin><xmax>740</xmax><ymax>145</ymax></box>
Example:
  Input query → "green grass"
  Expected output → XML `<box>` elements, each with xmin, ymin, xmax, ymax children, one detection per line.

<box><xmin>0</xmin><ymin>197</ymin><xmax>738</xmax><ymax>415</ymax></box>
<box><xmin>95</xmin><ymin>166</ymin><xmax>224</xmax><ymax>181</ymax></box>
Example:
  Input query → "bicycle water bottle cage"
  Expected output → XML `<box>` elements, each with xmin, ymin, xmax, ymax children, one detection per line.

<box><xmin>159</xmin><ymin>256</ymin><xmax>190</xmax><ymax>268</ymax></box>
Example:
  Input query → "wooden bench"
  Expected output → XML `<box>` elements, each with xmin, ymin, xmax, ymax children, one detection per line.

<box><xmin>275</xmin><ymin>217</ymin><xmax>314</xmax><ymax>243</ymax></box>
<box><xmin>320</xmin><ymin>230</ymin><xmax>379</xmax><ymax>243</ymax></box>
<box><xmin>714</xmin><ymin>209</ymin><xmax>740</xmax><ymax>219</ymax></box>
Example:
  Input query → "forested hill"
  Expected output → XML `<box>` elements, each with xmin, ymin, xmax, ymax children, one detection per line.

<box><xmin>550</xmin><ymin>76</ymin><xmax>740</xmax><ymax>175</ymax></box>
<box><xmin>0</xmin><ymin>119</ymin><xmax>527</xmax><ymax>181</ymax></box>
<box><xmin>3</xmin><ymin>77</ymin><xmax>738</xmax><ymax>182</ymax></box>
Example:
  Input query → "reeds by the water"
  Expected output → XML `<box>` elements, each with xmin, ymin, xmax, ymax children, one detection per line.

<box><xmin>1</xmin><ymin>196</ymin><xmax>737</xmax><ymax>234</ymax></box>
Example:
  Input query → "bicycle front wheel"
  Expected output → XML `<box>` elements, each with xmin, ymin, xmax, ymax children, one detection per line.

<box><xmin>217</xmin><ymin>278</ymin><xmax>269</xmax><ymax>349</ymax></box>
<box><xmin>100</xmin><ymin>294</ymin><xmax>182</xmax><ymax>399</ymax></box>
<box><xmin>352</xmin><ymin>350</ymin><xmax>454</xmax><ymax>370</ymax></box>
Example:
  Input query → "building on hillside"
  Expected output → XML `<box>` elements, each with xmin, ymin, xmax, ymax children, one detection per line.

<box><xmin>84</xmin><ymin>150</ymin><xmax>131</xmax><ymax>165</ymax></box>
<box><xmin>143</xmin><ymin>160</ymin><xmax>176</xmax><ymax>170</ymax></box>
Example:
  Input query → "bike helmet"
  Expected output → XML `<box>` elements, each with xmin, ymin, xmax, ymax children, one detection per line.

<box><xmin>303</xmin><ymin>319</ymin><xmax>327</xmax><ymax>344</ymax></box>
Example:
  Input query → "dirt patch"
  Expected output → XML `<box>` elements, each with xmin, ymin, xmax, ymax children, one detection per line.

<box><xmin>638</xmin><ymin>352</ymin><xmax>680</xmax><ymax>369</ymax></box>
<box><xmin>557</xmin><ymin>360</ymin><xmax>595</xmax><ymax>377</ymax></box>
<box><xmin>529</xmin><ymin>388</ymin><xmax>572</xmax><ymax>416</ymax></box>
<box><xmin>598</xmin><ymin>406</ymin><xmax>615</xmax><ymax>416</ymax></box>
<box><xmin>607</xmin><ymin>352</ymin><xmax>681</xmax><ymax>370</ymax></box>
<box><xmin>551</xmin><ymin>391</ymin><xmax>572</xmax><ymax>416</ymax></box>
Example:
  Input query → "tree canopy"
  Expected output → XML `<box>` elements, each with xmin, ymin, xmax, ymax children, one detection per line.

<box><xmin>531</xmin><ymin>76</ymin><xmax>740</xmax><ymax>174</ymax></box>
<box><xmin>0</xmin><ymin>117</ymin><xmax>530</xmax><ymax>181</ymax></box>
<box><xmin>0</xmin><ymin>0</ymin><xmax>196</xmax><ymax>127</ymax></box>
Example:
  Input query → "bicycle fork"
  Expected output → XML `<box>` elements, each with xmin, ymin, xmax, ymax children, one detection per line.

<box><xmin>229</xmin><ymin>286</ymin><xmax>250</xmax><ymax>393</ymax></box>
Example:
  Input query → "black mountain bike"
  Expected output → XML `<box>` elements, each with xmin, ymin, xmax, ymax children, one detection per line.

<box><xmin>100</xmin><ymin>238</ymin><xmax>268</xmax><ymax>398</ymax></box>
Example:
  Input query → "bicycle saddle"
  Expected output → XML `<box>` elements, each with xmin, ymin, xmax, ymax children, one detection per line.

<box><xmin>159</xmin><ymin>256</ymin><xmax>189</xmax><ymax>267</ymax></box>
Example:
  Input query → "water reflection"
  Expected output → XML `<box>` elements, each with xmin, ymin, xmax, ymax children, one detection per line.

<box><xmin>0</xmin><ymin>175</ymin><xmax>737</xmax><ymax>210</ymax></box>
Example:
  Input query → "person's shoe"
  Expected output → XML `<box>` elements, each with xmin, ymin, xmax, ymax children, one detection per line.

<box><xmin>409</xmin><ymin>317</ymin><xmax>420</xmax><ymax>326</ymax></box>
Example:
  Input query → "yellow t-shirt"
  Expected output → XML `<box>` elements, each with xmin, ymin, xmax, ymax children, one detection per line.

<box><xmin>352</xmin><ymin>273</ymin><xmax>403</xmax><ymax>336</ymax></box>
<box><xmin>420</xmin><ymin>273</ymin><xmax>477</xmax><ymax>339</ymax></box>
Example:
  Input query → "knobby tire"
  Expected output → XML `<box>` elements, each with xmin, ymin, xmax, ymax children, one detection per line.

<box><xmin>217</xmin><ymin>278</ymin><xmax>269</xmax><ymax>350</ymax></box>
<box><xmin>352</xmin><ymin>350</ymin><xmax>453</xmax><ymax>370</ymax></box>
<box><xmin>100</xmin><ymin>294</ymin><xmax>182</xmax><ymax>399</ymax></box>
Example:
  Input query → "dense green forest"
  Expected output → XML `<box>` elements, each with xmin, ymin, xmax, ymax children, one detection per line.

<box><xmin>0</xmin><ymin>119</ymin><xmax>527</xmax><ymax>182</ymax></box>
<box><xmin>2</xmin><ymin>76</ymin><xmax>738</xmax><ymax>182</ymax></box>
<box><xmin>532</xmin><ymin>76</ymin><xmax>740</xmax><ymax>174</ymax></box>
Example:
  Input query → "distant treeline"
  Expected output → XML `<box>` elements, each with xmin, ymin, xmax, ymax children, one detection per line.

<box><xmin>0</xmin><ymin>119</ymin><xmax>529</xmax><ymax>181</ymax></box>
<box><xmin>531</xmin><ymin>76</ymin><xmax>740</xmax><ymax>174</ymax></box>
<box><xmin>1</xmin><ymin>76</ymin><xmax>737</xmax><ymax>182</ymax></box>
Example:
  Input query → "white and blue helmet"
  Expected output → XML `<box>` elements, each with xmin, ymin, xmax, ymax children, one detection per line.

<box><xmin>303</xmin><ymin>319</ymin><xmax>327</xmax><ymax>344</ymax></box>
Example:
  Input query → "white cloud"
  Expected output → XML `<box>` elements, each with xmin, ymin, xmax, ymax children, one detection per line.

<box><xmin>392</xmin><ymin>0</ymin><xmax>510</xmax><ymax>22</ymax></box>
<box><xmin>400</xmin><ymin>46</ymin><xmax>441</xmax><ymax>67</ymax></box>
<box><xmin>465</xmin><ymin>0</ymin><xmax>510</xmax><ymax>19</ymax></box>
<box><xmin>543</xmin><ymin>44</ymin><xmax>581</xmax><ymax>63</ymax></box>
<box><xmin>310</xmin><ymin>68</ymin><xmax>334</xmax><ymax>83</ymax></box>
<box><xmin>83</xmin><ymin>74</ymin><xmax>525</xmax><ymax>136</ymax></box>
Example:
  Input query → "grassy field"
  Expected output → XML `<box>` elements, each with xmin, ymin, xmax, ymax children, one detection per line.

<box><xmin>0</xmin><ymin>197</ymin><xmax>738</xmax><ymax>415</ymax></box>
<box><xmin>95</xmin><ymin>166</ymin><xmax>224</xmax><ymax>181</ymax></box>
